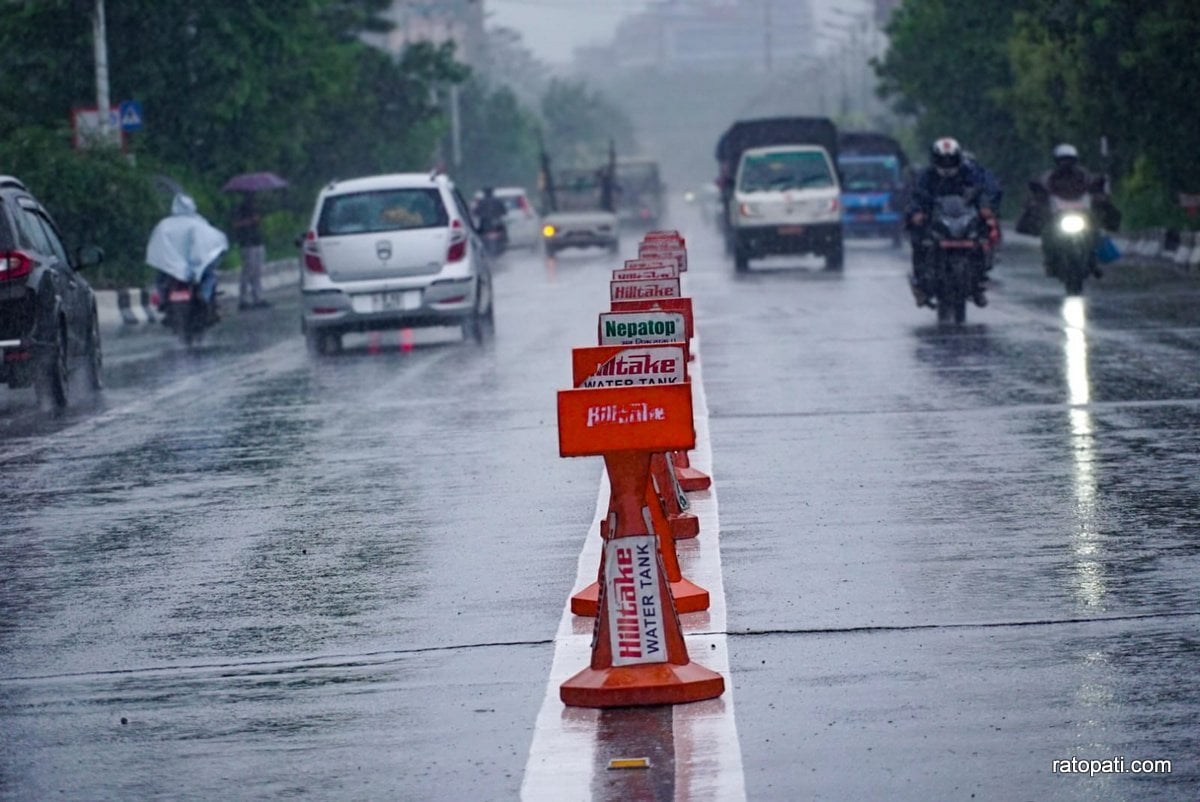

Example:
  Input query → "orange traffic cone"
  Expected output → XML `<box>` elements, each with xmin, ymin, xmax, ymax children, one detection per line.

<box><xmin>571</xmin><ymin>475</ymin><xmax>709</xmax><ymax>617</ymax></box>
<box><xmin>671</xmin><ymin>450</ymin><xmax>711</xmax><ymax>492</ymax></box>
<box><xmin>651</xmin><ymin>452</ymin><xmax>700</xmax><ymax>539</ymax></box>
<box><xmin>560</xmin><ymin>450</ymin><xmax>724</xmax><ymax>708</ymax></box>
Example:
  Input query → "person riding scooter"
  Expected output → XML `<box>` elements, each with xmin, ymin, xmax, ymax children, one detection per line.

<box><xmin>474</xmin><ymin>187</ymin><xmax>509</xmax><ymax>256</ymax></box>
<box><xmin>1018</xmin><ymin>143</ymin><xmax>1120</xmax><ymax>279</ymax></box>
<box><xmin>146</xmin><ymin>193</ymin><xmax>229</xmax><ymax>325</ymax></box>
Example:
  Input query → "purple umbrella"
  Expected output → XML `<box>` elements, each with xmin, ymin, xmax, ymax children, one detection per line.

<box><xmin>222</xmin><ymin>172</ymin><xmax>289</xmax><ymax>193</ymax></box>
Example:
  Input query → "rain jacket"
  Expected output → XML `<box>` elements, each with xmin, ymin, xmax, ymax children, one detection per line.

<box><xmin>907</xmin><ymin>160</ymin><xmax>1003</xmax><ymax>220</ymax></box>
<box><xmin>145</xmin><ymin>194</ymin><xmax>229</xmax><ymax>283</ymax></box>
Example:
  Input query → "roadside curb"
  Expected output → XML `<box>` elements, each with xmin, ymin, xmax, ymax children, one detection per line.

<box><xmin>96</xmin><ymin>257</ymin><xmax>299</xmax><ymax>326</ymax></box>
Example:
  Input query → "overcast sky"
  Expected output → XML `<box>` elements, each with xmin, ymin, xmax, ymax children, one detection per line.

<box><xmin>486</xmin><ymin>0</ymin><xmax>653</xmax><ymax>65</ymax></box>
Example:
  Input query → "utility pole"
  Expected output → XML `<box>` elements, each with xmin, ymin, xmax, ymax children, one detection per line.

<box><xmin>763</xmin><ymin>0</ymin><xmax>773</xmax><ymax>74</ymax></box>
<box><xmin>92</xmin><ymin>0</ymin><xmax>112</xmax><ymax>142</ymax></box>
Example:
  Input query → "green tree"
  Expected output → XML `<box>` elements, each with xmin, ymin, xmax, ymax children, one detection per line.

<box><xmin>455</xmin><ymin>79</ymin><xmax>542</xmax><ymax>196</ymax></box>
<box><xmin>0</xmin><ymin>0</ymin><xmax>466</xmax><ymax>275</ymax></box>
<box><xmin>0</xmin><ymin>126</ymin><xmax>161</xmax><ymax>287</ymax></box>
<box><xmin>874</xmin><ymin>0</ymin><xmax>1040</xmax><ymax>207</ymax></box>
<box><xmin>540</xmin><ymin>79</ymin><xmax>636</xmax><ymax>168</ymax></box>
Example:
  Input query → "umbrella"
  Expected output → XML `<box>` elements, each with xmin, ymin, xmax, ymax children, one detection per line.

<box><xmin>222</xmin><ymin>171</ymin><xmax>289</xmax><ymax>193</ymax></box>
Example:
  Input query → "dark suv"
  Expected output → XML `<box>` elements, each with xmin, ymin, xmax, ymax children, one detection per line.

<box><xmin>0</xmin><ymin>176</ymin><xmax>104</xmax><ymax>408</ymax></box>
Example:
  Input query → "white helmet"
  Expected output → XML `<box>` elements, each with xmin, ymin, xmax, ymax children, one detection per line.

<box><xmin>1053</xmin><ymin>143</ymin><xmax>1079</xmax><ymax>161</ymax></box>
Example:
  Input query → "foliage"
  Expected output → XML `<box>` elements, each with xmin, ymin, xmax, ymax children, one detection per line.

<box><xmin>540</xmin><ymin>79</ymin><xmax>637</xmax><ymax>169</ymax></box>
<box><xmin>0</xmin><ymin>1</ymin><xmax>640</xmax><ymax>284</ymax></box>
<box><xmin>0</xmin><ymin>125</ymin><xmax>161</xmax><ymax>287</ymax></box>
<box><xmin>0</xmin><ymin>0</ymin><xmax>465</xmax><ymax>276</ymax></box>
<box><xmin>455</xmin><ymin>79</ymin><xmax>542</xmax><ymax>198</ymax></box>
<box><xmin>874</xmin><ymin>0</ymin><xmax>1040</xmax><ymax>212</ymax></box>
<box><xmin>877</xmin><ymin>0</ymin><xmax>1200</xmax><ymax>226</ymax></box>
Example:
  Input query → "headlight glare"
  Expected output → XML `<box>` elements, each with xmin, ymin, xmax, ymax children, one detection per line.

<box><xmin>1059</xmin><ymin>213</ymin><xmax>1087</xmax><ymax>234</ymax></box>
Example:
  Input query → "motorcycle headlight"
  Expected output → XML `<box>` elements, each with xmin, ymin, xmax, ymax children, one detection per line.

<box><xmin>1059</xmin><ymin>213</ymin><xmax>1087</xmax><ymax>234</ymax></box>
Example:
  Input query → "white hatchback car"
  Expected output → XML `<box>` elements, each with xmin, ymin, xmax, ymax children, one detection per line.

<box><xmin>300</xmin><ymin>173</ymin><xmax>494</xmax><ymax>353</ymax></box>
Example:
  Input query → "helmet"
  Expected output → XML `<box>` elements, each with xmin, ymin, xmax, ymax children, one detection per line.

<box><xmin>1053</xmin><ymin>143</ymin><xmax>1078</xmax><ymax>161</ymax></box>
<box><xmin>930</xmin><ymin>137</ymin><xmax>963</xmax><ymax>173</ymax></box>
<box><xmin>1053</xmin><ymin>143</ymin><xmax>1079</xmax><ymax>168</ymax></box>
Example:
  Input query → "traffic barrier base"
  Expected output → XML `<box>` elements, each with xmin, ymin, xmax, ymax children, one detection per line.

<box><xmin>652</xmin><ymin>453</ymin><xmax>700</xmax><ymax>539</ymax></box>
<box><xmin>560</xmin><ymin>451</ymin><xmax>723</xmax><ymax>708</ymax></box>
<box><xmin>672</xmin><ymin>450</ymin><xmax>712</xmax><ymax>492</ymax></box>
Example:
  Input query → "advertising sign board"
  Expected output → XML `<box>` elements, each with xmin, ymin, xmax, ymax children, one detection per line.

<box><xmin>610</xmin><ymin>297</ymin><xmax>694</xmax><ymax>341</ymax></box>
<box><xmin>598</xmin><ymin>311</ymin><xmax>687</xmax><ymax>346</ymax></box>
<box><xmin>557</xmin><ymin>383</ymin><xmax>695</xmax><ymax>456</ymax></box>
<box><xmin>605</xmin><ymin>536</ymin><xmax>669</xmax><ymax>666</ymax></box>
<box><xmin>610</xmin><ymin>277</ymin><xmax>681</xmax><ymax>302</ymax></box>
<box><xmin>572</xmin><ymin>344</ymin><xmax>688</xmax><ymax>388</ymax></box>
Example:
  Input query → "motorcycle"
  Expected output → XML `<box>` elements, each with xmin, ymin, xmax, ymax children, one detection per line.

<box><xmin>1029</xmin><ymin>180</ymin><xmax>1099</xmax><ymax>295</ymax></box>
<box><xmin>156</xmin><ymin>270</ymin><xmax>218</xmax><ymax>347</ymax></box>
<box><xmin>479</xmin><ymin>217</ymin><xmax>508</xmax><ymax>258</ymax></box>
<box><xmin>923</xmin><ymin>193</ymin><xmax>992</xmax><ymax>325</ymax></box>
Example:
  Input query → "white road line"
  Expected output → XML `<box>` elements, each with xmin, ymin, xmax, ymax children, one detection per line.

<box><xmin>522</xmin><ymin>342</ymin><xmax>746</xmax><ymax>801</ymax></box>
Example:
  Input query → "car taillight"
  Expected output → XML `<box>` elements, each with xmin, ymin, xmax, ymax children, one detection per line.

<box><xmin>517</xmin><ymin>195</ymin><xmax>531</xmax><ymax>213</ymax></box>
<box><xmin>447</xmin><ymin>219</ymin><xmax>467</xmax><ymax>263</ymax></box>
<box><xmin>829</xmin><ymin>197</ymin><xmax>841</xmax><ymax>213</ymax></box>
<box><xmin>302</xmin><ymin>230</ymin><xmax>325</xmax><ymax>273</ymax></box>
<box><xmin>0</xmin><ymin>250</ymin><xmax>34</xmax><ymax>281</ymax></box>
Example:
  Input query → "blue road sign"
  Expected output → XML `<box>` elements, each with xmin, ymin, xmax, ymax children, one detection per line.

<box><xmin>119</xmin><ymin>100</ymin><xmax>144</xmax><ymax>132</ymax></box>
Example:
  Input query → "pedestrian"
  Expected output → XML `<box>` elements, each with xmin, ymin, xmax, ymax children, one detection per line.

<box><xmin>232</xmin><ymin>193</ymin><xmax>269</xmax><ymax>309</ymax></box>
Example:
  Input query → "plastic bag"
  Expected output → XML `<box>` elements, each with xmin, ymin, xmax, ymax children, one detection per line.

<box><xmin>1095</xmin><ymin>235</ymin><xmax>1121</xmax><ymax>264</ymax></box>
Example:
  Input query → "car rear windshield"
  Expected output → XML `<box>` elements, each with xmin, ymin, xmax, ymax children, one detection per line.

<box><xmin>739</xmin><ymin>151</ymin><xmax>834</xmax><ymax>192</ymax></box>
<box><xmin>840</xmin><ymin>158</ymin><xmax>899</xmax><ymax>192</ymax></box>
<box><xmin>318</xmin><ymin>188</ymin><xmax>448</xmax><ymax>236</ymax></box>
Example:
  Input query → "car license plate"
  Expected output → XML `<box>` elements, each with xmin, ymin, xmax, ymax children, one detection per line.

<box><xmin>168</xmin><ymin>289</ymin><xmax>192</xmax><ymax>303</ymax></box>
<box><xmin>854</xmin><ymin>212</ymin><xmax>874</xmax><ymax>221</ymax></box>
<box><xmin>778</xmin><ymin>225</ymin><xmax>805</xmax><ymax>236</ymax></box>
<box><xmin>353</xmin><ymin>290</ymin><xmax>420</xmax><ymax>313</ymax></box>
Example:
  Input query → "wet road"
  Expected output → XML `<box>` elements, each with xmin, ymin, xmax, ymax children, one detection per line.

<box><xmin>2</xmin><ymin>205</ymin><xmax>1198</xmax><ymax>801</ymax></box>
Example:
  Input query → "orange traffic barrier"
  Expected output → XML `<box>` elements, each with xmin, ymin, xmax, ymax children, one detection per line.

<box><xmin>651</xmin><ymin>452</ymin><xmax>700</xmax><ymax>539</ymax></box>
<box><xmin>557</xmin><ymin>385</ymin><xmax>723</xmax><ymax>707</ymax></box>
<box><xmin>567</xmin><ymin>348</ymin><xmax>706</xmax><ymax>615</ymax></box>
<box><xmin>571</xmin><ymin>472</ymin><xmax>709</xmax><ymax>617</ymax></box>
<box><xmin>559</xmin><ymin>453</ymin><xmax>724</xmax><ymax>708</ymax></box>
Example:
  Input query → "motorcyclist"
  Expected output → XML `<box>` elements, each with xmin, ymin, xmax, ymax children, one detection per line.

<box><xmin>1020</xmin><ymin>143</ymin><xmax>1118</xmax><ymax>277</ymax></box>
<box><xmin>475</xmin><ymin>187</ymin><xmax>507</xmax><ymax>232</ymax></box>
<box><xmin>906</xmin><ymin>137</ymin><xmax>1001</xmax><ymax>308</ymax></box>
<box><xmin>145</xmin><ymin>193</ymin><xmax>229</xmax><ymax>324</ymax></box>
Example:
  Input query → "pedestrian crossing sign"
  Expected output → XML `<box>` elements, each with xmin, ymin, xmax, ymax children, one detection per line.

<box><xmin>119</xmin><ymin>100</ymin><xmax>143</xmax><ymax>132</ymax></box>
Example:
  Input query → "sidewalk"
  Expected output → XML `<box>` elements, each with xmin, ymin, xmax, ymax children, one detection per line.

<box><xmin>95</xmin><ymin>257</ymin><xmax>299</xmax><ymax>326</ymax></box>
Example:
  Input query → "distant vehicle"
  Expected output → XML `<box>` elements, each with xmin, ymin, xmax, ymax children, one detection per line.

<box><xmin>729</xmin><ymin>144</ymin><xmax>843</xmax><ymax>272</ymax></box>
<box><xmin>540</xmin><ymin>167</ymin><xmax>620</xmax><ymax>257</ymax></box>
<box><xmin>614</xmin><ymin>158</ymin><xmax>666</xmax><ymax>228</ymax></box>
<box><xmin>715</xmin><ymin>116</ymin><xmax>841</xmax><ymax>260</ymax></box>
<box><xmin>0</xmin><ymin>175</ymin><xmax>104</xmax><ymax>409</ymax></box>
<box><xmin>472</xmin><ymin>187</ymin><xmax>539</xmax><ymax>250</ymax></box>
<box><xmin>299</xmin><ymin>172</ymin><xmax>494</xmax><ymax>352</ymax></box>
<box><xmin>838</xmin><ymin>131</ymin><xmax>911</xmax><ymax>244</ymax></box>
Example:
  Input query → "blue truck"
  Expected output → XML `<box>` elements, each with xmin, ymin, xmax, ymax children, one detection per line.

<box><xmin>837</xmin><ymin>131</ymin><xmax>910</xmax><ymax>245</ymax></box>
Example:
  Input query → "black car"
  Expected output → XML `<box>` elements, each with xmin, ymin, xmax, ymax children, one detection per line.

<box><xmin>0</xmin><ymin>176</ymin><xmax>104</xmax><ymax>408</ymax></box>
